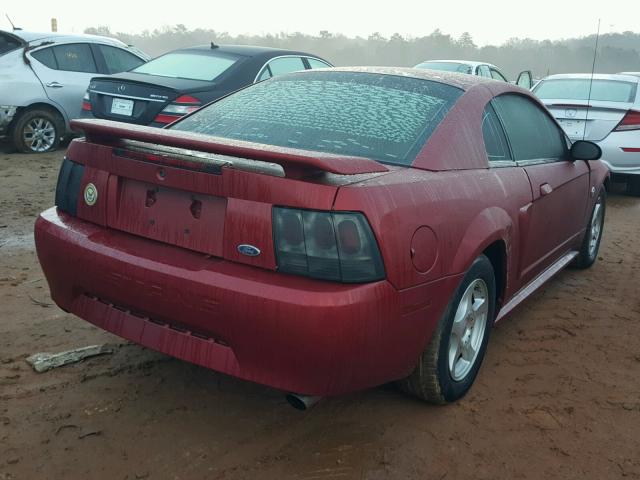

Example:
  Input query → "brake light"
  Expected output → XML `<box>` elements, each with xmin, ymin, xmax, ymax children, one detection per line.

<box><xmin>273</xmin><ymin>207</ymin><xmax>385</xmax><ymax>283</ymax></box>
<box><xmin>82</xmin><ymin>91</ymin><xmax>91</xmax><ymax>111</ymax></box>
<box><xmin>614</xmin><ymin>110</ymin><xmax>640</xmax><ymax>132</ymax></box>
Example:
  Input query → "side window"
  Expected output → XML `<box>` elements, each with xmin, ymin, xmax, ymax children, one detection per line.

<box><xmin>52</xmin><ymin>43</ymin><xmax>97</xmax><ymax>73</ymax></box>
<box><xmin>490</xmin><ymin>68</ymin><xmax>508</xmax><ymax>82</ymax></box>
<box><xmin>0</xmin><ymin>33</ymin><xmax>22</xmax><ymax>55</ymax></box>
<box><xmin>477</xmin><ymin>65</ymin><xmax>491</xmax><ymax>77</ymax></box>
<box><xmin>98</xmin><ymin>45</ymin><xmax>144</xmax><ymax>74</ymax></box>
<box><xmin>267</xmin><ymin>57</ymin><xmax>306</xmax><ymax>77</ymax></box>
<box><xmin>482</xmin><ymin>104</ymin><xmax>512</xmax><ymax>163</ymax></box>
<box><xmin>307</xmin><ymin>57</ymin><xmax>331</xmax><ymax>69</ymax></box>
<box><xmin>31</xmin><ymin>47</ymin><xmax>57</xmax><ymax>69</ymax></box>
<box><xmin>493</xmin><ymin>94</ymin><xmax>568</xmax><ymax>161</ymax></box>
<box><xmin>256</xmin><ymin>66</ymin><xmax>272</xmax><ymax>82</ymax></box>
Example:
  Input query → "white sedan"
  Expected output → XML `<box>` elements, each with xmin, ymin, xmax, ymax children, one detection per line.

<box><xmin>533</xmin><ymin>73</ymin><xmax>640</xmax><ymax>195</ymax></box>
<box><xmin>414</xmin><ymin>60</ymin><xmax>533</xmax><ymax>89</ymax></box>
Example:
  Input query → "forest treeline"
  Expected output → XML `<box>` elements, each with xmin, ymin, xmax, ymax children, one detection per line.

<box><xmin>84</xmin><ymin>25</ymin><xmax>640</xmax><ymax>79</ymax></box>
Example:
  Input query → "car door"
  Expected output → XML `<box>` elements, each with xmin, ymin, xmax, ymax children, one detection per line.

<box><xmin>477</xmin><ymin>64</ymin><xmax>491</xmax><ymax>78</ymax></box>
<box><xmin>255</xmin><ymin>56</ymin><xmax>307</xmax><ymax>82</ymax></box>
<box><xmin>29</xmin><ymin>43</ymin><xmax>99</xmax><ymax>121</ymax></box>
<box><xmin>492</xmin><ymin>93</ymin><xmax>590</xmax><ymax>283</ymax></box>
<box><xmin>516</xmin><ymin>71</ymin><xmax>533</xmax><ymax>89</ymax></box>
<box><xmin>480</xmin><ymin>102</ymin><xmax>533</xmax><ymax>295</ymax></box>
<box><xmin>489</xmin><ymin>67</ymin><xmax>508</xmax><ymax>82</ymax></box>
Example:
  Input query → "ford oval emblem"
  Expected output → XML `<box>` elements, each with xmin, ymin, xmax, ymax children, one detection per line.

<box><xmin>237</xmin><ymin>244</ymin><xmax>261</xmax><ymax>257</ymax></box>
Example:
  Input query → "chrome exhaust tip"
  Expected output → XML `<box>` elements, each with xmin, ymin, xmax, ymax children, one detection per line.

<box><xmin>285</xmin><ymin>393</ymin><xmax>321</xmax><ymax>411</ymax></box>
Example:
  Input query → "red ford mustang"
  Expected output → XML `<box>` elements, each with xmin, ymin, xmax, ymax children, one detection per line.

<box><xmin>35</xmin><ymin>67</ymin><xmax>608</xmax><ymax>407</ymax></box>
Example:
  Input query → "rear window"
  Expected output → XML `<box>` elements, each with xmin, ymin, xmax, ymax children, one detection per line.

<box><xmin>132</xmin><ymin>51</ymin><xmax>240</xmax><ymax>81</ymax></box>
<box><xmin>0</xmin><ymin>33</ymin><xmax>21</xmax><ymax>56</ymax></box>
<box><xmin>171</xmin><ymin>71</ymin><xmax>463</xmax><ymax>166</ymax></box>
<box><xmin>415</xmin><ymin>62</ymin><xmax>472</xmax><ymax>74</ymax></box>
<box><xmin>534</xmin><ymin>79</ymin><xmax>638</xmax><ymax>103</ymax></box>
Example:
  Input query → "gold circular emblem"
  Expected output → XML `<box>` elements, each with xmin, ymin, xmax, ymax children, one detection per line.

<box><xmin>84</xmin><ymin>183</ymin><xmax>98</xmax><ymax>206</ymax></box>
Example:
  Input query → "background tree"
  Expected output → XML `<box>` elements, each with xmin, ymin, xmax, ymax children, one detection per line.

<box><xmin>88</xmin><ymin>27</ymin><xmax>640</xmax><ymax>79</ymax></box>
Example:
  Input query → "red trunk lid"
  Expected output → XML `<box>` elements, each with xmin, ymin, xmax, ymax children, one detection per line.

<box><xmin>67</xmin><ymin>119</ymin><xmax>389</xmax><ymax>271</ymax></box>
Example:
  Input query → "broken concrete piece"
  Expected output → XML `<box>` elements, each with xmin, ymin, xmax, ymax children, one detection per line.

<box><xmin>26</xmin><ymin>345</ymin><xmax>115</xmax><ymax>373</ymax></box>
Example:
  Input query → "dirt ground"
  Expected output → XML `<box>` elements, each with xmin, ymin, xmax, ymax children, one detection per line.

<box><xmin>1</xmin><ymin>145</ymin><xmax>639</xmax><ymax>480</ymax></box>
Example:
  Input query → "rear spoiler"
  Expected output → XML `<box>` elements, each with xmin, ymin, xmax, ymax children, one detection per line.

<box><xmin>70</xmin><ymin>119</ymin><xmax>388</xmax><ymax>176</ymax></box>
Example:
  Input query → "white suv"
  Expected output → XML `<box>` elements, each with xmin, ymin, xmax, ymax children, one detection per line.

<box><xmin>0</xmin><ymin>29</ymin><xmax>149</xmax><ymax>153</ymax></box>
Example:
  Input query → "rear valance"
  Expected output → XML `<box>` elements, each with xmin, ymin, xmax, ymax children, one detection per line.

<box><xmin>70</xmin><ymin>119</ymin><xmax>388</xmax><ymax>176</ymax></box>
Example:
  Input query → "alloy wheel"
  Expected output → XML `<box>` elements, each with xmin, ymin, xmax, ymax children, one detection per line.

<box><xmin>447</xmin><ymin>278</ymin><xmax>489</xmax><ymax>381</ymax></box>
<box><xmin>22</xmin><ymin>117</ymin><xmax>56</xmax><ymax>152</ymax></box>
<box><xmin>588</xmin><ymin>197</ymin><xmax>604</xmax><ymax>258</ymax></box>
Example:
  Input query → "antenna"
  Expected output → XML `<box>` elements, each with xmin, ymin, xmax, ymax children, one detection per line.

<box><xmin>583</xmin><ymin>19</ymin><xmax>601</xmax><ymax>141</ymax></box>
<box><xmin>5</xmin><ymin>14</ymin><xmax>16</xmax><ymax>30</ymax></box>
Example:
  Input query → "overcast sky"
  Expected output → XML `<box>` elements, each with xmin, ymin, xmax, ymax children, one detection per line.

<box><xmin>3</xmin><ymin>0</ymin><xmax>639</xmax><ymax>45</ymax></box>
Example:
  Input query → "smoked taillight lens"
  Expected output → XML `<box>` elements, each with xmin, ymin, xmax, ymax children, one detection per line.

<box><xmin>614</xmin><ymin>110</ymin><xmax>640</xmax><ymax>131</ymax></box>
<box><xmin>273</xmin><ymin>207</ymin><xmax>385</xmax><ymax>283</ymax></box>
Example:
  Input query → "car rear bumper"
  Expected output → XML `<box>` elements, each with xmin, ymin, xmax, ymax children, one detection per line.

<box><xmin>598</xmin><ymin>130</ymin><xmax>640</xmax><ymax>176</ymax></box>
<box><xmin>35</xmin><ymin>207</ymin><xmax>458</xmax><ymax>396</ymax></box>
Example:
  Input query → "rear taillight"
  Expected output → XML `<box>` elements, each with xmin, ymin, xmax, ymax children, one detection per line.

<box><xmin>614</xmin><ymin>110</ymin><xmax>640</xmax><ymax>132</ymax></box>
<box><xmin>273</xmin><ymin>207</ymin><xmax>385</xmax><ymax>283</ymax></box>
<box><xmin>55</xmin><ymin>157</ymin><xmax>84</xmax><ymax>216</ymax></box>
<box><xmin>81</xmin><ymin>91</ymin><xmax>91</xmax><ymax>111</ymax></box>
<box><xmin>154</xmin><ymin>95</ymin><xmax>201</xmax><ymax>124</ymax></box>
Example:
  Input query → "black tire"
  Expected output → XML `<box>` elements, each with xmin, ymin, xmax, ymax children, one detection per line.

<box><xmin>627</xmin><ymin>176</ymin><xmax>640</xmax><ymax>196</ymax></box>
<box><xmin>573</xmin><ymin>188</ymin><xmax>606</xmax><ymax>269</ymax></box>
<box><xmin>11</xmin><ymin>108</ymin><xmax>63</xmax><ymax>154</ymax></box>
<box><xmin>398</xmin><ymin>254</ymin><xmax>496</xmax><ymax>404</ymax></box>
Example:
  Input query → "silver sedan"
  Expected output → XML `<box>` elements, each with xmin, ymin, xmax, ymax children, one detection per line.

<box><xmin>533</xmin><ymin>73</ymin><xmax>640</xmax><ymax>194</ymax></box>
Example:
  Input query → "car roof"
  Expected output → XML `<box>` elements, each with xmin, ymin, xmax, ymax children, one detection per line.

<box><xmin>417</xmin><ymin>59</ymin><xmax>499</xmax><ymax>69</ymax></box>
<box><xmin>3</xmin><ymin>29</ymin><xmax>129</xmax><ymax>48</ymax></box>
<box><xmin>541</xmin><ymin>73</ymin><xmax>640</xmax><ymax>82</ymax></box>
<box><xmin>175</xmin><ymin>44</ymin><xmax>327</xmax><ymax>59</ymax></box>
<box><xmin>310</xmin><ymin>66</ymin><xmax>501</xmax><ymax>91</ymax></box>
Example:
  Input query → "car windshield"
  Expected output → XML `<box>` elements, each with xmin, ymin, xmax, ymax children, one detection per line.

<box><xmin>132</xmin><ymin>51</ymin><xmax>240</xmax><ymax>81</ymax></box>
<box><xmin>171</xmin><ymin>71</ymin><xmax>463</xmax><ymax>166</ymax></box>
<box><xmin>414</xmin><ymin>62</ymin><xmax>472</xmax><ymax>74</ymax></box>
<box><xmin>534</xmin><ymin>79</ymin><xmax>638</xmax><ymax>103</ymax></box>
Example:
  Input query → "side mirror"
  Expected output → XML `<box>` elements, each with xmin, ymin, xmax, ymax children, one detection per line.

<box><xmin>571</xmin><ymin>140</ymin><xmax>602</xmax><ymax>161</ymax></box>
<box><xmin>516</xmin><ymin>70</ymin><xmax>533</xmax><ymax>90</ymax></box>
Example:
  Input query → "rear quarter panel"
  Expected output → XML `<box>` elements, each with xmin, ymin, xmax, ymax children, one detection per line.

<box><xmin>0</xmin><ymin>50</ymin><xmax>48</xmax><ymax>107</ymax></box>
<box><xmin>334</xmin><ymin>167</ymin><xmax>532</xmax><ymax>294</ymax></box>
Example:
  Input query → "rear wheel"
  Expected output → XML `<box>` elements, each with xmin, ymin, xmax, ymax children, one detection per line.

<box><xmin>627</xmin><ymin>175</ymin><xmax>640</xmax><ymax>196</ymax></box>
<box><xmin>398</xmin><ymin>255</ymin><xmax>496</xmax><ymax>403</ymax></box>
<box><xmin>573</xmin><ymin>188</ymin><xmax>605</xmax><ymax>269</ymax></box>
<box><xmin>12</xmin><ymin>108</ymin><xmax>63</xmax><ymax>153</ymax></box>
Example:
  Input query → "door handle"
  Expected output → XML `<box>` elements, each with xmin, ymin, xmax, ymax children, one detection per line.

<box><xmin>45</xmin><ymin>82</ymin><xmax>64</xmax><ymax>88</ymax></box>
<box><xmin>540</xmin><ymin>183</ymin><xmax>553</xmax><ymax>196</ymax></box>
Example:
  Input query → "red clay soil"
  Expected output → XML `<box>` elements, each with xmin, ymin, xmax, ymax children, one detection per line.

<box><xmin>1</xmin><ymin>148</ymin><xmax>639</xmax><ymax>480</ymax></box>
